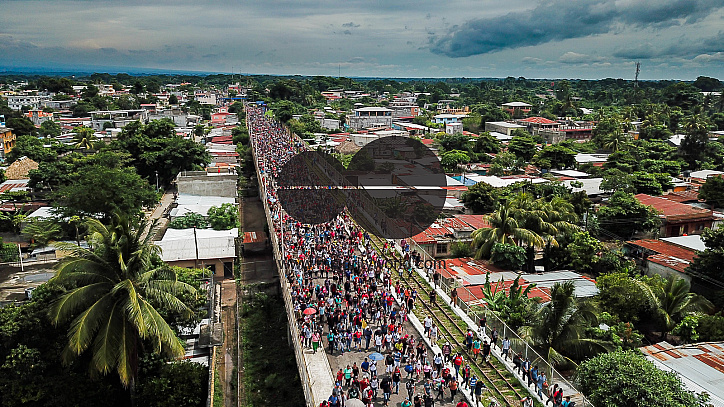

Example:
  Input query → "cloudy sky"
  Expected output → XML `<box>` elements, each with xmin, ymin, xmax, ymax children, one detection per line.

<box><xmin>1</xmin><ymin>0</ymin><xmax>723</xmax><ymax>79</ymax></box>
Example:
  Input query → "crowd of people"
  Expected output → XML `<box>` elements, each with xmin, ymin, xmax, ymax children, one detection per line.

<box><xmin>246</xmin><ymin>105</ymin><xmax>573</xmax><ymax>407</ymax></box>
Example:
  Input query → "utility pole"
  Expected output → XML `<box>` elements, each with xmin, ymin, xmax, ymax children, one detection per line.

<box><xmin>193</xmin><ymin>226</ymin><xmax>199</xmax><ymax>269</ymax></box>
<box><xmin>17</xmin><ymin>244</ymin><xmax>23</xmax><ymax>272</ymax></box>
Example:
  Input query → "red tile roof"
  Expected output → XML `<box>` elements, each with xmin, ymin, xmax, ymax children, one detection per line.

<box><xmin>453</xmin><ymin>214</ymin><xmax>490</xmax><ymax>229</ymax></box>
<box><xmin>518</xmin><ymin>117</ymin><xmax>557</xmax><ymax>124</ymax></box>
<box><xmin>635</xmin><ymin>194</ymin><xmax>714</xmax><ymax>221</ymax></box>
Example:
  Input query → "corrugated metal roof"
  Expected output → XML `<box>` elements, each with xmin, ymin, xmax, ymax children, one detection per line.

<box><xmin>640</xmin><ymin>341</ymin><xmax>724</xmax><ymax>406</ymax></box>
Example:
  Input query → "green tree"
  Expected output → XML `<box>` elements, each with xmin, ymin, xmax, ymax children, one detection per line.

<box><xmin>6</xmin><ymin>117</ymin><xmax>37</xmax><ymax>137</ymax></box>
<box><xmin>40</xmin><ymin>120</ymin><xmax>62</xmax><ymax>138</ymax></box>
<box><xmin>440</xmin><ymin>149</ymin><xmax>470</xmax><ymax>170</ymax></box>
<box><xmin>490</xmin><ymin>242</ymin><xmax>526</xmax><ymax>270</ymax></box>
<box><xmin>680</xmin><ymin>114</ymin><xmax>711</xmax><ymax>167</ymax></box>
<box><xmin>577</xmin><ymin>350</ymin><xmax>701</xmax><ymax>407</ymax></box>
<box><xmin>6</xmin><ymin>135</ymin><xmax>56</xmax><ymax>163</ymax></box>
<box><xmin>507</xmin><ymin>133</ymin><xmax>537</xmax><ymax>161</ymax></box>
<box><xmin>531</xmin><ymin>144</ymin><xmax>576</xmax><ymax>169</ymax></box>
<box><xmin>472</xmin><ymin>131</ymin><xmax>501</xmax><ymax>154</ymax></box>
<box><xmin>168</xmin><ymin>213</ymin><xmax>208</xmax><ymax>229</ymax></box>
<box><xmin>460</xmin><ymin>182</ymin><xmax>500</xmax><ymax>214</ymax></box>
<box><xmin>22</xmin><ymin>218</ymin><xmax>63</xmax><ymax>249</ymax></box>
<box><xmin>698</xmin><ymin>175</ymin><xmax>724</xmax><ymax>209</ymax></box>
<box><xmin>567</xmin><ymin>231</ymin><xmax>602</xmax><ymax>274</ymax></box>
<box><xmin>437</xmin><ymin>133</ymin><xmax>470</xmax><ymax>152</ymax></box>
<box><xmin>207</xmin><ymin>203</ymin><xmax>238</xmax><ymax>230</ymax></box>
<box><xmin>596</xmin><ymin>190</ymin><xmax>661</xmax><ymax>239</ymax></box>
<box><xmin>519</xmin><ymin>281</ymin><xmax>611</xmax><ymax>366</ymax></box>
<box><xmin>692</xmin><ymin>76</ymin><xmax>722</xmax><ymax>92</ymax></box>
<box><xmin>49</xmin><ymin>214</ymin><xmax>195</xmax><ymax>388</ymax></box>
<box><xmin>471</xmin><ymin>202</ymin><xmax>544</xmax><ymax>259</ymax></box>
<box><xmin>72</xmin><ymin>126</ymin><xmax>97</xmax><ymax>150</ymax></box>
<box><xmin>450</xmin><ymin>241</ymin><xmax>473</xmax><ymax>258</ymax></box>
<box><xmin>113</xmin><ymin>119</ymin><xmax>210</xmax><ymax>186</ymax></box>
<box><xmin>596</xmin><ymin>273</ymin><xmax>652</xmax><ymax>323</ymax></box>
<box><xmin>52</xmin><ymin>165</ymin><xmax>158</xmax><ymax>219</ymax></box>
<box><xmin>640</xmin><ymin>276</ymin><xmax>713</xmax><ymax>337</ymax></box>
<box><xmin>688</xmin><ymin>227</ymin><xmax>724</xmax><ymax>281</ymax></box>
<box><xmin>168</xmin><ymin>94</ymin><xmax>179</xmax><ymax>105</ymax></box>
<box><xmin>136</xmin><ymin>360</ymin><xmax>208</xmax><ymax>407</ymax></box>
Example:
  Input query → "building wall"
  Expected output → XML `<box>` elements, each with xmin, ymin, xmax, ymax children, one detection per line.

<box><xmin>662</xmin><ymin>220</ymin><xmax>713</xmax><ymax>237</ymax></box>
<box><xmin>1</xmin><ymin>129</ymin><xmax>15</xmax><ymax>157</ymax></box>
<box><xmin>348</xmin><ymin>116</ymin><xmax>393</xmax><ymax>130</ymax></box>
<box><xmin>176</xmin><ymin>172</ymin><xmax>238</xmax><ymax>197</ymax></box>
<box><xmin>646</xmin><ymin>261</ymin><xmax>691</xmax><ymax>283</ymax></box>
<box><xmin>165</xmin><ymin>258</ymin><xmax>234</xmax><ymax>277</ymax></box>
<box><xmin>484</xmin><ymin>122</ymin><xmax>523</xmax><ymax>136</ymax></box>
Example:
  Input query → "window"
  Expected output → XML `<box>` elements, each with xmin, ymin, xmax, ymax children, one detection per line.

<box><xmin>436</xmin><ymin>243</ymin><xmax>448</xmax><ymax>254</ymax></box>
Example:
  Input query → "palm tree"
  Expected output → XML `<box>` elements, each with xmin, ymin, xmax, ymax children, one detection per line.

<box><xmin>49</xmin><ymin>213</ymin><xmax>195</xmax><ymax>388</ymax></box>
<box><xmin>603</xmin><ymin>131</ymin><xmax>629</xmax><ymax>152</ymax></box>
<box><xmin>518</xmin><ymin>281</ymin><xmax>612</xmax><ymax>367</ymax></box>
<box><xmin>471</xmin><ymin>201</ymin><xmax>544</xmax><ymax>259</ymax></box>
<box><xmin>638</xmin><ymin>276</ymin><xmax>713</xmax><ymax>338</ymax></box>
<box><xmin>72</xmin><ymin>126</ymin><xmax>98</xmax><ymax>150</ymax></box>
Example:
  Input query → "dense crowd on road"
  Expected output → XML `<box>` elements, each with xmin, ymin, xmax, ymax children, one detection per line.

<box><xmin>246</xmin><ymin>106</ymin><xmax>572</xmax><ymax>407</ymax></box>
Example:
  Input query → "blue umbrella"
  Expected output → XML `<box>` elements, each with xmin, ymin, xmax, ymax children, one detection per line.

<box><xmin>368</xmin><ymin>352</ymin><xmax>385</xmax><ymax>361</ymax></box>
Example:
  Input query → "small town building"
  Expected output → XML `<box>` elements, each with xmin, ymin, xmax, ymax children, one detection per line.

<box><xmin>516</xmin><ymin>117</ymin><xmax>560</xmax><ymax>136</ymax></box>
<box><xmin>348</xmin><ymin>107</ymin><xmax>393</xmax><ymax>130</ymax></box>
<box><xmin>0</xmin><ymin>126</ymin><xmax>15</xmax><ymax>161</ymax></box>
<box><xmin>626</xmin><ymin>238</ymin><xmax>698</xmax><ymax>282</ymax></box>
<box><xmin>484</xmin><ymin>121</ymin><xmax>527</xmax><ymax>136</ymax></box>
<box><xmin>635</xmin><ymin>194</ymin><xmax>715</xmax><ymax>237</ymax></box>
<box><xmin>500</xmin><ymin>102</ymin><xmax>532</xmax><ymax>116</ymax></box>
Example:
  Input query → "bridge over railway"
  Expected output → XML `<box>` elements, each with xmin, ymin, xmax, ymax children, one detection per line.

<box><xmin>244</xmin><ymin>104</ymin><xmax>592</xmax><ymax>407</ymax></box>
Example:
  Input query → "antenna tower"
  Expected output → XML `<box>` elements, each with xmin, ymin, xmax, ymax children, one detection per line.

<box><xmin>634</xmin><ymin>62</ymin><xmax>640</xmax><ymax>88</ymax></box>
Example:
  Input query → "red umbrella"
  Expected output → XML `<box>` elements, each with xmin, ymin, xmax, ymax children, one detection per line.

<box><xmin>302</xmin><ymin>307</ymin><xmax>317</xmax><ymax>315</ymax></box>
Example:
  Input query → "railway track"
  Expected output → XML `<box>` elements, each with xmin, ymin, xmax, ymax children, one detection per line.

<box><xmin>364</xmin><ymin>234</ymin><xmax>532</xmax><ymax>407</ymax></box>
<box><xmin>287</xmin><ymin>133</ymin><xmax>536</xmax><ymax>406</ymax></box>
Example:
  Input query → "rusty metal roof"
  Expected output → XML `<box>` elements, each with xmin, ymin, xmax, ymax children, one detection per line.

<box><xmin>640</xmin><ymin>341</ymin><xmax>724</xmax><ymax>405</ymax></box>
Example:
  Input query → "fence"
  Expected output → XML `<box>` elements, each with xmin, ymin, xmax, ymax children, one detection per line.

<box><xmin>404</xmin><ymin>238</ymin><xmax>594</xmax><ymax>407</ymax></box>
<box><xmin>247</xmin><ymin>111</ymin><xmax>318</xmax><ymax>407</ymax></box>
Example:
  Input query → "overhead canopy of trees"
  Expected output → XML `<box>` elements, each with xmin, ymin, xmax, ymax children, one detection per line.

<box><xmin>112</xmin><ymin>119</ymin><xmax>210</xmax><ymax>185</ymax></box>
<box><xmin>596</xmin><ymin>190</ymin><xmax>661</xmax><ymax>239</ymax></box>
<box><xmin>687</xmin><ymin>227</ymin><xmax>724</xmax><ymax>282</ymax></box>
<box><xmin>577</xmin><ymin>350</ymin><xmax>701</xmax><ymax>407</ymax></box>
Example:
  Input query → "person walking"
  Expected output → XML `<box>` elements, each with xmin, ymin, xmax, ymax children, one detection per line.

<box><xmin>501</xmin><ymin>337</ymin><xmax>511</xmax><ymax>360</ymax></box>
<box><xmin>449</xmin><ymin>377</ymin><xmax>459</xmax><ymax>402</ymax></box>
<box><xmin>312</xmin><ymin>331</ymin><xmax>321</xmax><ymax>353</ymax></box>
<box><xmin>381</xmin><ymin>375</ymin><xmax>393</xmax><ymax>406</ymax></box>
<box><xmin>474</xmin><ymin>378</ymin><xmax>486</xmax><ymax>405</ymax></box>
<box><xmin>393</xmin><ymin>367</ymin><xmax>402</xmax><ymax>394</ymax></box>
<box><xmin>406</xmin><ymin>378</ymin><xmax>416</xmax><ymax>400</ymax></box>
<box><xmin>537</xmin><ymin>372</ymin><xmax>547</xmax><ymax>399</ymax></box>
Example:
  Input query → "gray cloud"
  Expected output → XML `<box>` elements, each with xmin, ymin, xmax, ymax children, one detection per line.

<box><xmin>343</xmin><ymin>30</ymin><xmax>352</xmax><ymax>35</ymax></box>
<box><xmin>559</xmin><ymin>52</ymin><xmax>603</xmax><ymax>64</ymax></box>
<box><xmin>430</xmin><ymin>0</ymin><xmax>724</xmax><ymax>57</ymax></box>
<box><xmin>342</xmin><ymin>22</ymin><xmax>360</xmax><ymax>28</ymax></box>
<box><xmin>613</xmin><ymin>31</ymin><xmax>724</xmax><ymax>59</ymax></box>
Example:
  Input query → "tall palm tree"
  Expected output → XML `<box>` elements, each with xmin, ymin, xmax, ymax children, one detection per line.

<box><xmin>471</xmin><ymin>201</ymin><xmax>544</xmax><ymax>259</ymax></box>
<box><xmin>638</xmin><ymin>276</ymin><xmax>713</xmax><ymax>337</ymax></box>
<box><xmin>73</xmin><ymin>127</ymin><xmax>98</xmax><ymax>150</ymax></box>
<box><xmin>603</xmin><ymin>131</ymin><xmax>629</xmax><ymax>152</ymax></box>
<box><xmin>49</xmin><ymin>213</ymin><xmax>195</xmax><ymax>388</ymax></box>
<box><xmin>518</xmin><ymin>281</ymin><xmax>612</xmax><ymax>367</ymax></box>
